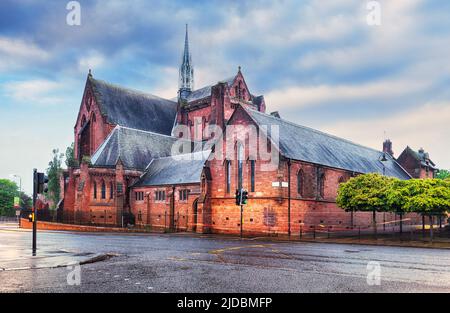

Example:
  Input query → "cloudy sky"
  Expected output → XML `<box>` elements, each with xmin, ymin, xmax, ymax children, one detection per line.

<box><xmin>1</xmin><ymin>0</ymin><xmax>449</xmax><ymax>193</ymax></box>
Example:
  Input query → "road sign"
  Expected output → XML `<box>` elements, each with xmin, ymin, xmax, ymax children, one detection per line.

<box><xmin>14</xmin><ymin>196</ymin><xmax>20</xmax><ymax>208</ymax></box>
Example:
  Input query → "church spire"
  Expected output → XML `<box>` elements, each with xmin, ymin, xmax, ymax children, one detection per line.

<box><xmin>179</xmin><ymin>24</ymin><xmax>194</xmax><ymax>100</ymax></box>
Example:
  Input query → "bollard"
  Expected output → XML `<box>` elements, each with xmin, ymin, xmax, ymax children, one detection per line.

<box><xmin>300</xmin><ymin>226</ymin><xmax>302</xmax><ymax>240</ymax></box>
<box><xmin>328</xmin><ymin>226</ymin><xmax>331</xmax><ymax>239</ymax></box>
<box><xmin>313</xmin><ymin>225</ymin><xmax>316</xmax><ymax>239</ymax></box>
<box><xmin>358</xmin><ymin>226</ymin><xmax>361</xmax><ymax>240</ymax></box>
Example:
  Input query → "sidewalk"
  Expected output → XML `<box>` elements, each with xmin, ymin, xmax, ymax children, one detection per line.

<box><xmin>0</xmin><ymin>223</ymin><xmax>112</xmax><ymax>271</ymax></box>
<box><xmin>0</xmin><ymin>249</ymin><xmax>112</xmax><ymax>271</ymax></box>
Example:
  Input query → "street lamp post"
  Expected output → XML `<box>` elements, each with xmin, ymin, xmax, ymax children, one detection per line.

<box><xmin>379</xmin><ymin>153</ymin><xmax>388</xmax><ymax>234</ymax></box>
<box><xmin>10</xmin><ymin>174</ymin><xmax>22</xmax><ymax>224</ymax></box>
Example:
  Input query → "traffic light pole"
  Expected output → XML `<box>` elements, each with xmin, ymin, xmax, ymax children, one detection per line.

<box><xmin>32</xmin><ymin>168</ymin><xmax>37</xmax><ymax>256</ymax></box>
<box><xmin>240</xmin><ymin>204</ymin><xmax>243</xmax><ymax>238</ymax></box>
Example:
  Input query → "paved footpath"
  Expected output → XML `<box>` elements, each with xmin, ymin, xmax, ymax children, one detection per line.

<box><xmin>1</xmin><ymin>224</ymin><xmax>450</xmax><ymax>293</ymax></box>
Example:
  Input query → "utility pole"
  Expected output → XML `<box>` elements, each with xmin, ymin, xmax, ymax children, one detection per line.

<box><xmin>236</xmin><ymin>188</ymin><xmax>248</xmax><ymax>238</ymax></box>
<box><xmin>32</xmin><ymin>169</ymin><xmax>37</xmax><ymax>256</ymax></box>
<box><xmin>31</xmin><ymin>169</ymin><xmax>48</xmax><ymax>256</ymax></box>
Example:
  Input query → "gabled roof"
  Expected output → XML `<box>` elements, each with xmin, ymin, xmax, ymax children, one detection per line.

<box><xmin>90</xmin><ymin>126</ymin><xmax>191</xmax><ymax>170</ymax></box>
<box><xmin>402</xmin><ymin>146</ymin><xmax>437</xmax><ymax>170</ymax></box>
<box><xmin>89</xmin><ymin>76</ymin><xmax>177</xmax><ymax>135</ymax></box>
<box><xmin>133</xmin><ymin>150</ymin><xmax>210</xmax><ymax>187</ymax></box>
<box><xmin>243</xmin><ymin>107</ymin><xmax>411</xmax><ymax>180</ymax></box>
<box><xmin>185</xmin><ymin>76</ymin><xmax>236</xmax><ymax>103</ymax></box>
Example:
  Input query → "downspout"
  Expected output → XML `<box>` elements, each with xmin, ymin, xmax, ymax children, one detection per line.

<box><xmin>172</xmin><ymin>185</ymin><xmax>176</xmax><ymax>231</ymax></box>
<box><xmin>288</xmin><ymin>159</ymin><xmax>291</xmax><ymax>238</ymax></box>
<box><xmin>146</xmin><ymin>192</ymin><xmax>151</xmax><ymax>229</ymax></box>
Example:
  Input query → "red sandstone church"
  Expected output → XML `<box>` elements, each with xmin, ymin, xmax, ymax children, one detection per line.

<box><xmin>60</xmin><ymin>27</ymin><xmax>437</xmax><ymax>236</ymax></box>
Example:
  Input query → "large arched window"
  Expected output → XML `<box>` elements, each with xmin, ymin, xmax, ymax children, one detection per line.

<box><xmin>225</xmin><ymin>160</ymin><xmax>231</xmax><ymax>193</ymax></box>
<box><xmin>110</xmin><ymin>182</ymin><xmax>114</xmax><ymax>199</ymax></box>
<box><xmin>93</xmin><ymin>181</ymin><xmax>97</xmax><ymax>199</ymax></box>
<box><xmin>250</xmin><ymin>160</ymin><xmax>256</xmax><ymax>192</ymax></box>
<box><xmin>81</xmin><ymin>115</ymin><xmax>87</xmax><ymax>127</ymax></box>
<box><xmin>297</xmin><ymin>170</ymin><xmax>304</xmax><ymax>197</ymax></box>
<box><xmin>101</xmin><ymin>180</ymin><xmax>106</xmax><ymax>199</ymax></box>
<box><xmin>90</xmin><ymin>113</ymin><xmax>96</xmax><ymax>153</ymax></box>
<box><xmin>237</xmin><ymin>143</ymin><xmax>244</xmax><ymax>189</ymax></box>
<box><xmin>319</xmin><ymin>173</ymin><xmax>325</xmax><ymax>198</ymax></box>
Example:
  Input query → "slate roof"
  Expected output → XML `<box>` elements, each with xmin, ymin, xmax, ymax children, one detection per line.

<box><xmin>89</xmin><ymin>76</ymin><xmax>177</xmax><ymax>135</ymax></box>
<box><xmin>404</xmin><ymin>146</ymin><xmax>437</xmax><ymax>169</ymax></box>
<box><xmin>90</xmin><ymin>126</ymin><xmax>192</xmax><ymax>170</ymax></box>
<box><xmin>185</xmin><ymin>76</ymin><xmax>236</xmax><ymax>102</ymax></box>
<box><xmin>244</xmin><ymin>108</ymin><xmax>411</xmax><ymax>179</ymax></box>
<box><xmin>134</xmin><ymin>150</ymin><xmax>210</xmax><ymax>187</ymax></box>
<box><xmin>252</xmin><ymin>95</ymin><xmax>265</xmax><ymax>110</ymax></box>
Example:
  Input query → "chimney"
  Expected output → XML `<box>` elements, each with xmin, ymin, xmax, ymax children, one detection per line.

<box><xmin>270</xmin><ymin>111</ymin><xmax>281</xmax><ymax>118</ymax></box>
<box><xmin>383</xmin><ymin>139</ymin><xmax>394</xmax><ymax>157</ymax></box>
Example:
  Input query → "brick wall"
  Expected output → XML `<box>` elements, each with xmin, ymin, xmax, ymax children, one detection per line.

<box><xmin>130</xmin><ymin>183</ymin><xmax>201</xmax><ymax>231</ymax></box>
<box><xmin>74</xmin><ymin>78</ymin><xmax>115</xmax><ymax>160</ymax></box>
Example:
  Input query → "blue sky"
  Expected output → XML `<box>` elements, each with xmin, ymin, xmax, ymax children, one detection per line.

<box><xmin>1</xmin><ymin>0</ymin><xmax>450</xmax><ymax>193</ymax></box>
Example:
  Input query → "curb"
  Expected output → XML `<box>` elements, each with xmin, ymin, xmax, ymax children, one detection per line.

<box><xmin>0</xmin><ymin>253</ymin><xmax>114</xmax><ymax>272</ymax></box>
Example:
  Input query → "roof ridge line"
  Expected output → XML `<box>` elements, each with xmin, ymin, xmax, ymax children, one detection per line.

<box><xmin>90</xmin><ymin>76</ymin><xmax>176</xmax><ymax>103</ymax></box>
<box><xmin>151</xmin><ymin>149</ymin><xmax>211</xmax><ymax>162</ymax></box>
<box><xmin>246</xmin><ymin>107</ymin><xmax>385</xmax><ymax>155</ymax></box>
<box><xmin>90</xmin><ymin>125</ymin><xmax>121</xmax><ymax>163</ymax></box>
<box><xmin>116</xmin><ymin>125</ymin><xmax>186</xmax><ymax>141</ymax></box>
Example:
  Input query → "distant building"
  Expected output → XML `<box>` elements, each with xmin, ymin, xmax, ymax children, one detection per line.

<box><xmin>396</xmin><ymin>146</ymin><xmax>437</xmax><ymax>179</ymax></box>
<box><xmin>60</xmin><ymin>27</ymin><xmax>435</xmax><ymax>235</ymax></box>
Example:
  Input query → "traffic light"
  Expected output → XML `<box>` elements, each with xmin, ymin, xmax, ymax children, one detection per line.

<box><xmin>235</xmin><ymin>189</ymin><xmax>241</xmax><ymax>205</ymax></box>
<box><xmin>28</xmin><ymin>213</ymin><xmax>33</xmax><ymax>222</ymax></box>
<box><xmin>37</xmin><ymin>172</ymin><xmax>49</xmax><ymax>194</ymax></box>
<box><xmin>242</xmin><ymin>190</ymin><xmax>248</xmax><ymax>204</ymax></box>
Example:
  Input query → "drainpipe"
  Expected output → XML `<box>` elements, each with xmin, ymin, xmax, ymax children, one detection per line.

<box><xmin>288</xmin><ymin>159</ymin><xmax>291</xmax><ymax>238</ymax></box>
<box><xmin>146</xmin><ymin>192</ymin><xmax>151</xmax><ymax>229</ymax></box>
<box><xmin>172</xmin><ymin>185</ymin><xmax>176</xmax><ymax>231</ymax></box>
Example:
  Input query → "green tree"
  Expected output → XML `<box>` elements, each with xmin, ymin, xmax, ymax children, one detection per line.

<box><xmin>19</xmin><ymin>192</ymin><xmax>32</xmax><ymax>210</ymax></box>
<box><xmin>0</xmin><ymin>179</ymin><xmax>19</xmax><ymax>216</ymax></box>
<box><xmin>400</xmin><ymin>179</ymin><xmax>450</xmax><ymax>240</ymax></box>
<box><xmin>65</xmin><ymin>142</ymin><xmax>78</xmax><ymax>168</ymax></box>
<box><xmin>46</xmin><ymin>149</ymin><xmax>64</xmax><ymax>209</ymax></box>
<box><xmin>385</xmin><ymin>179</ymin><xmax>410</xmax><ymax>233</ymax></box>
<box><xmin>436</xmin><ymin>169</ymin><xmax>450</xmax><ymax>180</ymax></box>
<box><xmin>337</xmin><ymin>173</ymin><xmax>395</xmax><ymax>234</ymax></box>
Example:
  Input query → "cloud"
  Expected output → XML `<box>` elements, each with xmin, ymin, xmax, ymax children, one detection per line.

<box><xmin>321</xmin><ymin>101</ymin><xmax>450</xmax><ymax>169</ymax></box>
<box><xmin>77</xmin><ymin>51</ymin><xmax>105</xmax><ymax>73</ymax></box>
<box><xmin>265</xmin><ymin>77</ymin><xmax>430</xmax><ymax>110</ymax></box>
<box><xmin>0</xmin><ymin>36</ymin><xmax>50</xmax><ymax>71</ymax></box>
<box><xmin>2</xmin><ymin>79</ymin><xmax>72</xmax><ymax>106</ymax></box>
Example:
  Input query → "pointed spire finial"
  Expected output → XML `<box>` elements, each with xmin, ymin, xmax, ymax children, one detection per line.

<box><xmin>238</xmin><ymin>65</ymin><xmax>241</xmax><ymax>72</ymax></box>
<box><xmin>179</xmin><ymin>23</ymin><xmax>194</xmax><ymax>100</ymax></box>
<box><xmin>88</xmin><ymin>69</ymin><xmax>92</xmax><ymax>77</ymax></box>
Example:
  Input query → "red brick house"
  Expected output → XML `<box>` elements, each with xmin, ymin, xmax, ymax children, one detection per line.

<box><xmin>60</xmin><ymin>27</ymin><xmax>435</xmax><ymax>235</ymax></box>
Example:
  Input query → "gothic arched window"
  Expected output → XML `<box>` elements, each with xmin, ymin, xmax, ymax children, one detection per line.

<box><xmin>81</xmin><ymin>115</ymin><xmax>87</xmax><ymax>127</ymax></box>
<box><xmin>297</xmin><ymin>170</ymin><xmax>304</xmax><ymax>197</ymax></box>
<box><xmin>250</xmin><ymin>160</ymin><xmax>256</xmax><ymax>192</ymax></box>
<box><xmin>237</xmin><ymin>142</ymin><xmax>244</xmax><ymax>189</ymax></box>
<box><xmin>101</xmin><ymin>180</ymin><xmax>106</xmax><ymax>199</ymax></box>
<box><xmin>93</xmin><ymin>182</ymin><xmax>97</xmax><ymax>199</ymax></box>
<box><xmin>110</xmin><ymin>182</ymin><xmax>114</xmax><ymax>199</ymax></box>
<box><xmin>319</xmin><ymin>173</ymin><xmax>325</xmax><ymax>198</ymax></box>
<box><xmin>225</xmin><ymin>160</ymin><xmax>231</xmax><ymax>194</ymax></box>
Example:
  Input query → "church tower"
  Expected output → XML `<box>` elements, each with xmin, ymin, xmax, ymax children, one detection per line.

<box><xmin>179</xmin><ymin>24</ymin><xmax>194</xmax><ymax>100</ymax></box>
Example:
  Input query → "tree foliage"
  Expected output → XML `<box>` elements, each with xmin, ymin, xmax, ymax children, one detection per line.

<box><xmin>337</xmin><ymin>173</ymin><xmax>394</xmax><ymax>212</ymax></box>
<box><xmin>46</xmin><ymin>148</ymin><xmax>64</xmax><ymax>209</ymax></box>
<box><xmin>436</xmin><ymin>169</ymin><xmax>450</xmax><ymax>180</ymax></box>
<box><xmin>0</xmin><ymin>179</ymin><xmax>19</xmax><ymax>216</ymax></box>
<box><xmin>338</xmin><ymin>174</ymin><xmax>450</xmax><ymax>216</ymax></box>
<box><xmin>65</xmin><ymin>142</ymin><xmax>78</xmax><ymax>168</ymax></box>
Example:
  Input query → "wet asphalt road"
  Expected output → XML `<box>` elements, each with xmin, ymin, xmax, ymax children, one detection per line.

<box><xmin>1</xmin><ymin>227</ymin><xmax>450</xmax><ymax>293</ymax></box>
